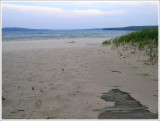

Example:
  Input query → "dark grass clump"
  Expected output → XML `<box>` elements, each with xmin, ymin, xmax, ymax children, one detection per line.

<box><xmin>102</xmin><ymin>40</ymin><xmax>111</xmax><ymax>45</ymax></box>
<box><xmin>103</xmin><ymin>28</ymin><xmax>158</xmax><ymax>62</ymax></box>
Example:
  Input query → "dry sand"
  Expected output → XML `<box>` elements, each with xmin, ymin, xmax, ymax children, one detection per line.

<box><xmin>2</xmin><ymin>38</ymin><xmax>158</xmax><ymax>119</ymax></box>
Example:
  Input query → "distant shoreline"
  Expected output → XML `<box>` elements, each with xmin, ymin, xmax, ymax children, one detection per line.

<box><xmin>2</xmin><ymin>25</ymin><xmax>158</xmax><ymax>31</ymax></box>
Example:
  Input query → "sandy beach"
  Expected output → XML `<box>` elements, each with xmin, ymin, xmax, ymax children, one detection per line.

<box><xmin>2</xmin><ymin>38</ymin><xmax>158</xmax><ymax>119</ymax></box>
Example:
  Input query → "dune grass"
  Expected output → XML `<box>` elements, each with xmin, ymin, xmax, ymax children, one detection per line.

<box><xmin>102</xmin><ymin>40</ymin><xmax>111</xmax><ymax>45</ymax></box>
<box><xmin>102</xmin><ymin>28</ymin><xmax>158</xmax><ymax>62</ymax></box>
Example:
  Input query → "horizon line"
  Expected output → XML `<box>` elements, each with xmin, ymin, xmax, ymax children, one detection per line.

<box><xmin>2</xmin><ymin>25</ymin><xmax>158</xmax><ymax>30</ymax></box>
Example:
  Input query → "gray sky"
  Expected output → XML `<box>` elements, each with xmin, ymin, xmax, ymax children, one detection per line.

<box><xmin>2</xmin><ymin>1</ymin><xmax>159</xmax><ymax>29</ymax></box>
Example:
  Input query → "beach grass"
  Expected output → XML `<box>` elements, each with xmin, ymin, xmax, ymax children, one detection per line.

<box><xmin>103</xmin><ymin>28</ymin><xmax>158</xmax><ymax>62</ymax></box>
<box><xmin>102</xmin><ymin>40</ymin><xmax>111</xmax><ymax>45</ymax></box>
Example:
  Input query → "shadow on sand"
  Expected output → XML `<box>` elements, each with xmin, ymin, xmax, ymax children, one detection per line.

<box><xmin>95</xmin><ymin>89</ymin><xmax>158</xmax><ymax>119</ymax></box>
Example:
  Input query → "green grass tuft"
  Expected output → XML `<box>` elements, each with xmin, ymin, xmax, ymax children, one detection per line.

<box><xmin>102</xmin><ymin>40</ymin><xmax>111</xmax><ymax>45</ymax></box>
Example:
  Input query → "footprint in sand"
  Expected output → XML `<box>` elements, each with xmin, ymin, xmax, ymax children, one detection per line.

<box><xmin>35</xmin><ymin>100</ymin><xmax>42</xmax><ymax>107</ymax></box>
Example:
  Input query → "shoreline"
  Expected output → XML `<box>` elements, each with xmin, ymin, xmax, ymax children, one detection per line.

<box><xmin>2</xmin><ymin>37</ymin><xmax>112</xmax><ymax>42</ymax></box>
<box><xmin>2</xmin><ymin>38</ymin><xmax>110</xmax><ymax>51</ymax></box>
<box><xmin>2</xmin><ymin>38</ymin><xmax>158</xmax><ymax>119</ymax></box>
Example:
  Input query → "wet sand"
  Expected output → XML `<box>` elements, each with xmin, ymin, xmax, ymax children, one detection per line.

<box><xmin>2</xmin><ymin>38</ymin><xmax>158</xmax><ymax>119</ymax></box>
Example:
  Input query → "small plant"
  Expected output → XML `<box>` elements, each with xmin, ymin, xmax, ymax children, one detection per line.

<box><xmin>118</xmin><ymin>50</ymin><xmax>123</xmax><ymax>56</ymax></box>
<box><xmin>102</xmin><ymin>40</ymin><xmax>111</xmax><ymax>45</ymax></box>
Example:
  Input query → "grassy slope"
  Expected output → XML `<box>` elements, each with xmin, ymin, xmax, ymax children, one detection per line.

<box><xmin>102</xmin><ymin>28</ymin><xmax>158</xmax><ymax>62</ymax></box>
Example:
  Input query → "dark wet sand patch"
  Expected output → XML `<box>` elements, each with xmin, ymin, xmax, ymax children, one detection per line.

<box><xmin>86</xmin><ymin>43</ymin><xmax>99</xmax><ymax>46</ymax></box>
<box><xmin>96</xmin><ymin>89</ymin><xmax>158</xmax><ymax>119</ymax></box>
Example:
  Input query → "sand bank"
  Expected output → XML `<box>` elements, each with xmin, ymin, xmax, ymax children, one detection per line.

<box><xmin>2</xmin><ymin>38</ymin><xmax>158</xmax><ymax>119</ymax></box>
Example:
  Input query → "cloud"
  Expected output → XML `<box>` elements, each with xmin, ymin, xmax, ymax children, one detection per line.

<box><xmin>2</xmin><ymin>3</ymin><xmax>126</xmax><ymax>18</ymax></box>
<box><xmin>74</xmin><ymin>1</ymin><xmax>159</xmax><ymax>6</ymax></box>
<box><xmin>23</xmin><ymin>1</ymin><xmax>158</xmax><ymax>8</ymax></box>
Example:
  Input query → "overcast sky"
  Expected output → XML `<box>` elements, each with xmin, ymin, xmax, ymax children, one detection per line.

<box><xmin>2</xmin><ymin>1</ymin><xmax>159</xmax><ymax>29</ymax></box>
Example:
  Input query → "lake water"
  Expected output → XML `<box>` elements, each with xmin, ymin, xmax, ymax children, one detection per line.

<box><xmin>2</xmin><ymin>29</ymin><xmax>134</xmax><ymax>41</ymax></box>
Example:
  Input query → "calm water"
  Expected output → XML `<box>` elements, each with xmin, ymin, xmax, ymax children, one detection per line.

<box><xmin>2</xmin><ymin>29</ymin><xmax>134</xmax><ymax>41</ymax></box>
